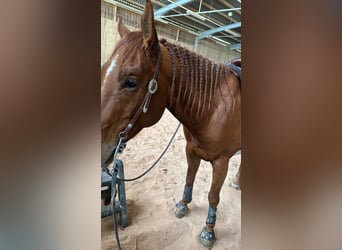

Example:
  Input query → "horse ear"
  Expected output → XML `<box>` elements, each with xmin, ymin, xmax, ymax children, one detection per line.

<box><xmin>118</xmin><ymin>18</ymin><xmax>130</xmax><ymax>38</ymax></box>
<box><xmin>141</xmin><ymin>0</ymin><xmax>158</xmax><ymax>51</ymax></box>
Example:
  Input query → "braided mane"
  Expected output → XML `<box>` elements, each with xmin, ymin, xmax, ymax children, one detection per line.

<box><xmin>160</xmin><ymin>39</ymin><xmax>234</xmax><ymax>119</ymax></box>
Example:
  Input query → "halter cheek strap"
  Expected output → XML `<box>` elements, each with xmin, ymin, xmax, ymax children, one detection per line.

<box><xmin>120</xmin><ymin>52</ymin><xmax>161</xmax><ymax>138</ymax></box>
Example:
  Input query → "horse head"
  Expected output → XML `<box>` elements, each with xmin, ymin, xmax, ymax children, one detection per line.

<box><xmin>101</xmin><ymin>0</ymin><xmax>168</xmax><ymax>166</ymax></box>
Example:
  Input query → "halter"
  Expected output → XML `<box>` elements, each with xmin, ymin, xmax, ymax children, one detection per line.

<box><xmin>119</xmin><ymin>51</ymin><xmax>161</xmax><ymax>139</ymax></box>
<box><xmin>101</xmin><ymin>50</ymin><xmax>162</xmax><ymax>172</ymax></box>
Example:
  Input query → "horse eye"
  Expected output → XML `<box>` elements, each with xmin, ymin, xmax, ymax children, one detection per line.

<box><xmin>122</xmin><ymin>79</ymin><xmax>137</xmax><ymax>89</ymax></box>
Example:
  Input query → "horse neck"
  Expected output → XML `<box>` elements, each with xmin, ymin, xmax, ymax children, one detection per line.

<box><xmin>160</xmin><ymin>39</ymin><xmax>231</xmax><ymax>129</ymax></box>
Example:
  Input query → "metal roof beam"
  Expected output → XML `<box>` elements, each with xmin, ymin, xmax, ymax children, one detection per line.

<box><xmin>154</xmin><ymin>0</ymin><xmax>193</xmax><ymax>18</ymax></box>
<box><xmin>230</xmin><ymin>43</ymin><xmax>241</xmax><ymax>50</ymax></box>
<box><xmin>198</xmin><ymin>22</ymin><xmax>241</xmax><ymax>39</ymax></box>
<box><xmin>198</xmin><ymin>7</ymin><xmax>241</xmax><ymax>15</ymax></box>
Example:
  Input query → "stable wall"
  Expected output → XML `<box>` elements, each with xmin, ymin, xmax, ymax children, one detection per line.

<box><xmin>101</xmin><ymin>1</ymin><xmax>240</xmax><ymax>65</ymax></box>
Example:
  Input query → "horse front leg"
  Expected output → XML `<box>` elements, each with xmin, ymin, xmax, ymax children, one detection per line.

<box><xmin>200</xmin><ymin>156</ymin><xmax>229</xmax><ymax>248</ymax></box>
<box><xmin>174</xmin><ymin>141</ymin><xmax>201</xmax><ymax>218</ymax></box>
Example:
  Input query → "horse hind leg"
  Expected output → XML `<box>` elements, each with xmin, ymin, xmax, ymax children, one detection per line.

<box><xmin>229</xmin><ymin>162</ymin><xmax>241</xmax><ymax>191</ymax></box>
<box><xmin>174</xmin><ymin>142</ymin><xmax>201</xmax><ymax>218</ymax></box>
<box><xmin>200</xmin><ymin>156</ymin><xmax>229</xmax><ymax>248</ymax></box>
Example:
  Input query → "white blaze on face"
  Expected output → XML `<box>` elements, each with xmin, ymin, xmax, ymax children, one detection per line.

<box><xmin>104</xmin><ymin>54</ymin><xmax>119</xmax><ymax>83</ymax></box>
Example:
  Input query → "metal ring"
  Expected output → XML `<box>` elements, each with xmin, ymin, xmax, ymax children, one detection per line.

<box><xmin>119</xmin><ymin>132</ymin><xmax>126</xmax><ymax>139</ymax></box>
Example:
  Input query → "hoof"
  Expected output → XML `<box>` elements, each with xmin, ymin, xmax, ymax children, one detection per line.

<box><xmin>174</xmin><ymin>201</ymin><xmax>188</xmax><ymax>218</ymax></box>
<box><xmin>199</xmin><ymin>227</ymin><xmax>216</xmax><ymax>249</ymax></box>
<box><xmin>229</xmin><ymin>182</ymin><xmax>241</xmax><ymax>191</ymax></box>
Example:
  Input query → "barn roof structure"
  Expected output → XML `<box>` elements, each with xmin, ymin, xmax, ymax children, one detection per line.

<box><xmin>108</xmin><ymin>0</ymin><xmax>241</xmax><ymax>53</ymax></box>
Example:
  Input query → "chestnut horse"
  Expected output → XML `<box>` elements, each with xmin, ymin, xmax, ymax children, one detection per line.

<box><xmin>101</xmin><ymin>0</ymin><xmax>241</xmax><ymax>247</ymax></box>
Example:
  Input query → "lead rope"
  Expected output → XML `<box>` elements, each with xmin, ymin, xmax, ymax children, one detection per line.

<box><xmin>111</xmin><ymin>178</ymin><xmax>121</xmax><ymax>250</ymax></box>
<box><xmin>118</xmin><ymin>122</ymin><xmax>181</xmax><ymax>182</ymax></box>
<box><xmin>111</xmin><ymin>122</ymin><xmax>181</xmax><ymax>250</ymax></box>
